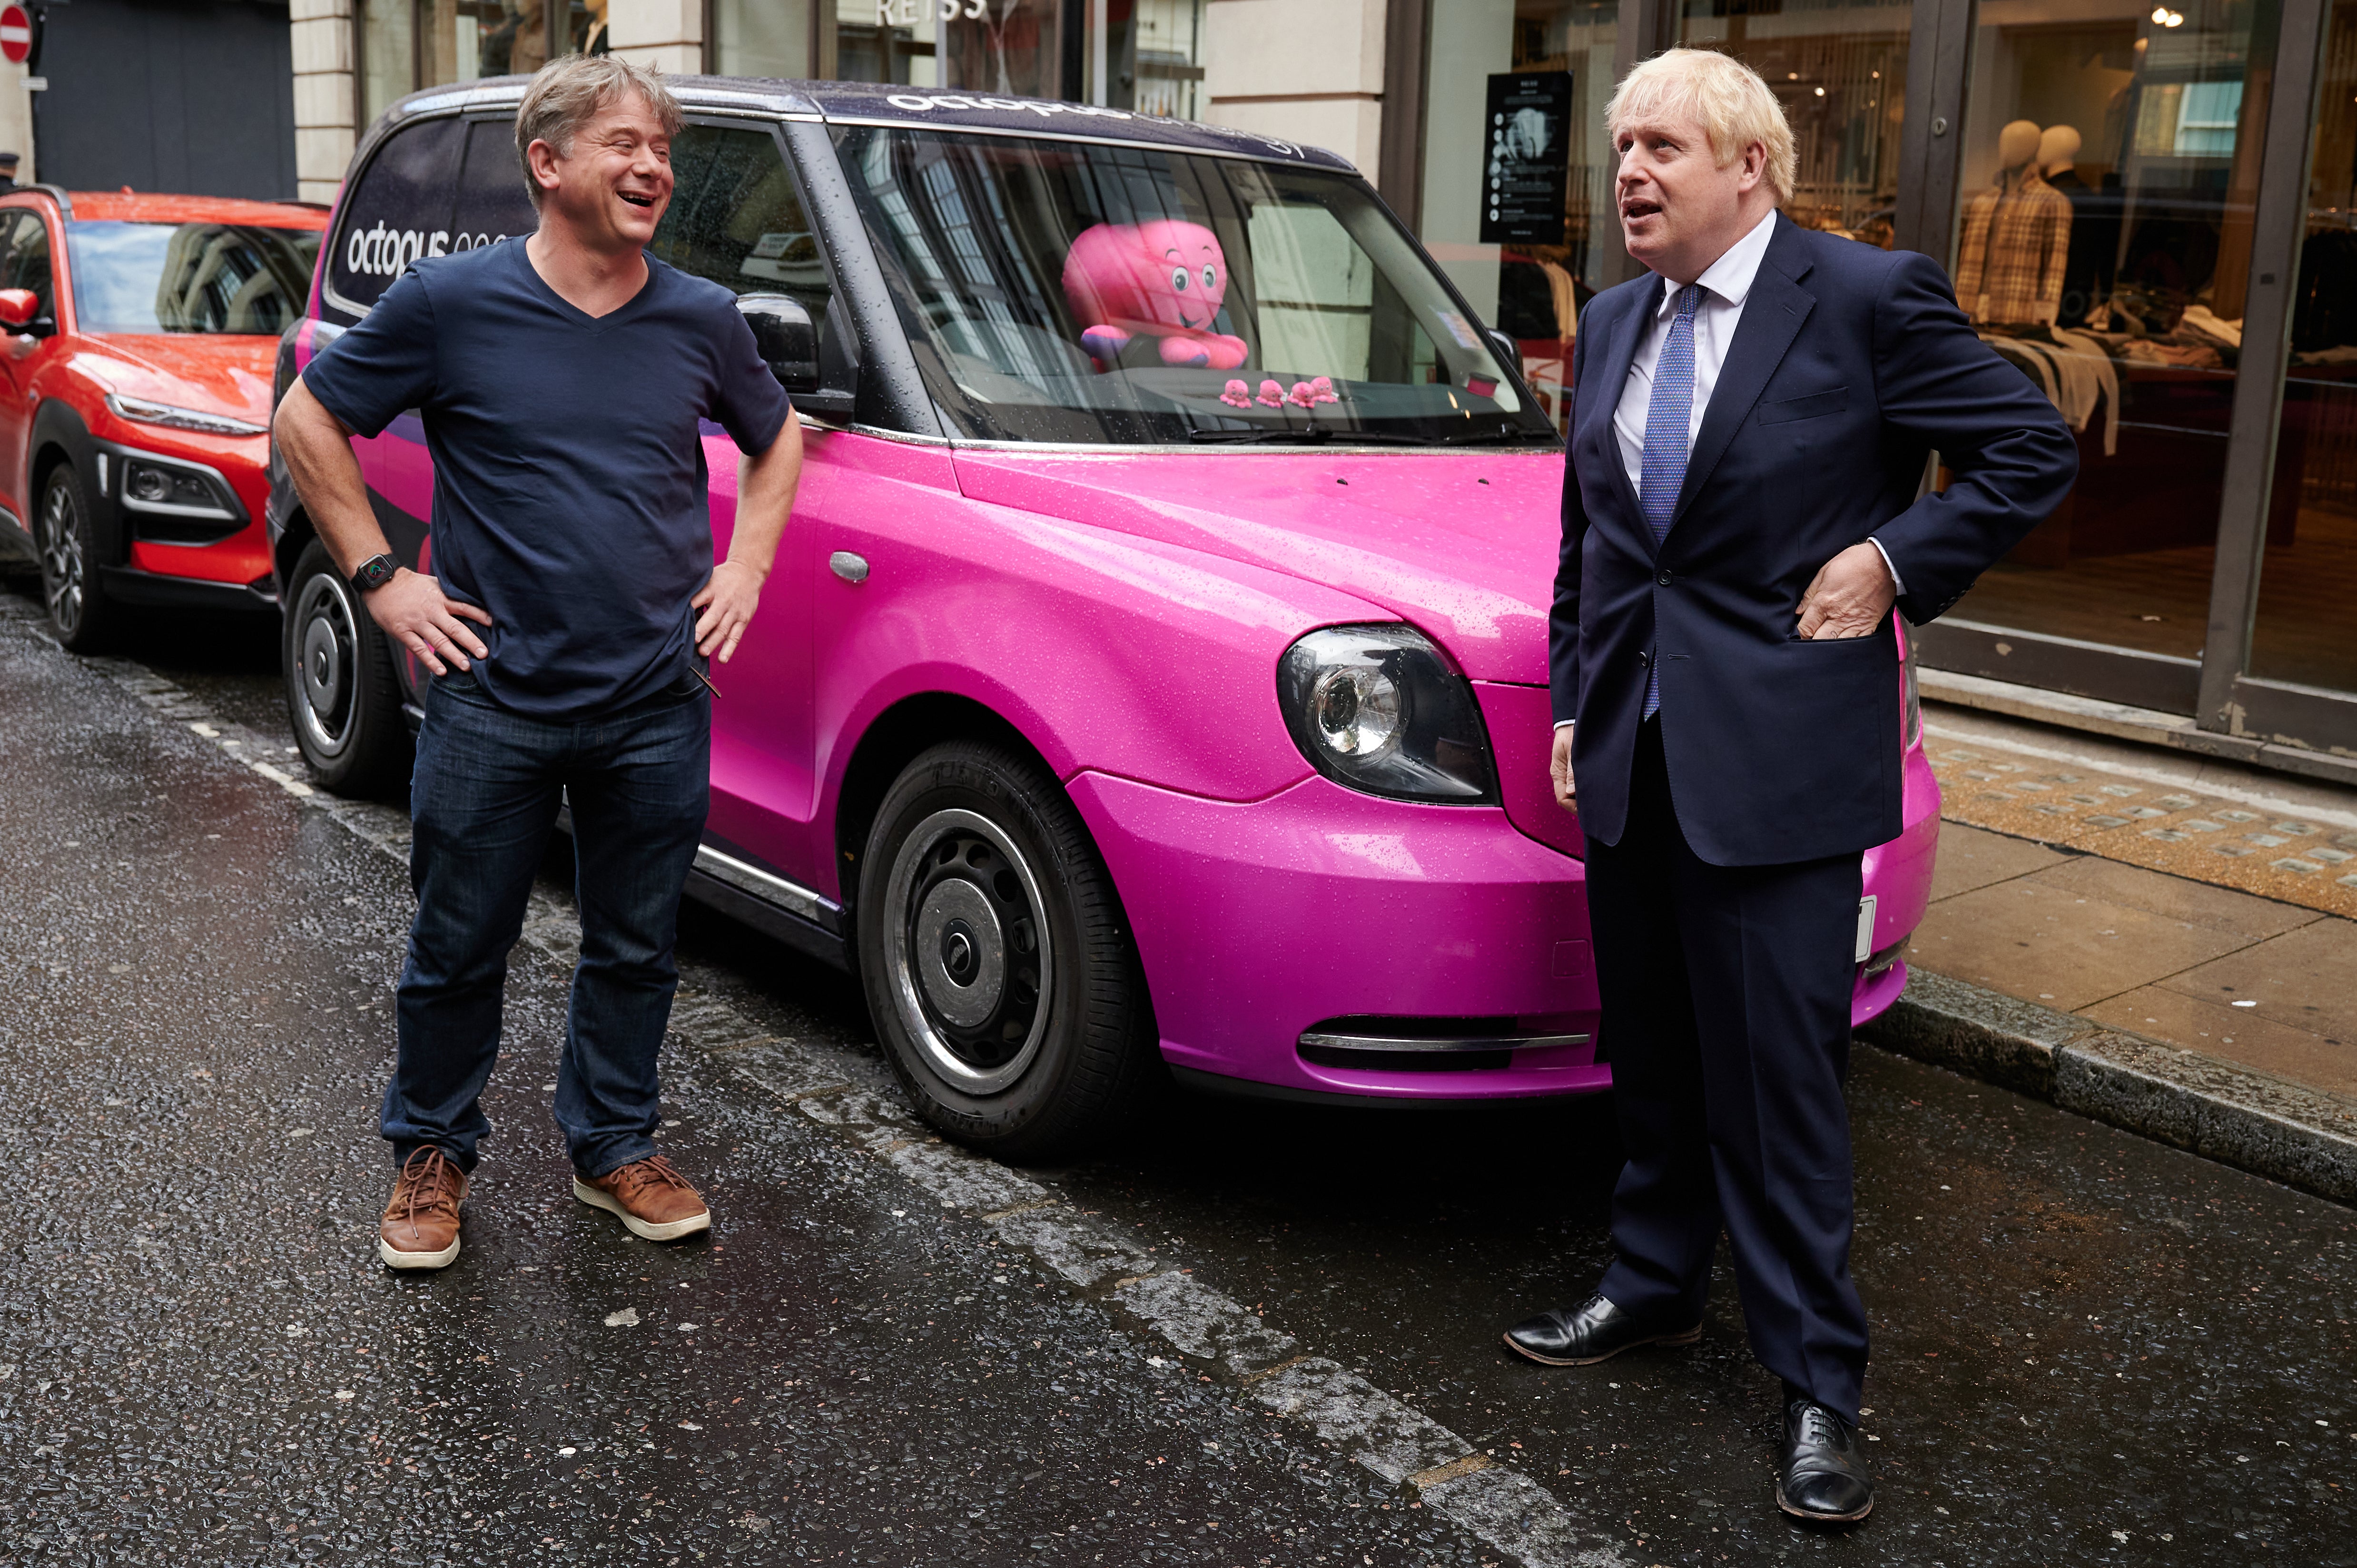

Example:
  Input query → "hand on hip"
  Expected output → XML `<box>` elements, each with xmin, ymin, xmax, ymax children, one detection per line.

<box><xmin>1795</xmin><ymin>542</ymin><xmax>1897</xmax><ymax>640</ymax></box>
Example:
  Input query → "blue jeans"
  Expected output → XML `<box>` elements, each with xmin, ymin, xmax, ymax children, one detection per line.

<box><xmin>382</xmin><ymin>669</ymin><xmax>710</xmax><ymax>1179</ymax></box>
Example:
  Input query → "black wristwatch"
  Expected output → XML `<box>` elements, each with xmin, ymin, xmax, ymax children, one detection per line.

<box><xmin>350</xmin><ymin>553</ymin><xmax>399</xmax><ymax>594</ymax></box>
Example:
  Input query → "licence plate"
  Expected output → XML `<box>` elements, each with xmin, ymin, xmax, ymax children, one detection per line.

<box><xmin>1854</xmin><ymin>895</ymin><xmax>1878</xmax><ymax>964</ymax></box>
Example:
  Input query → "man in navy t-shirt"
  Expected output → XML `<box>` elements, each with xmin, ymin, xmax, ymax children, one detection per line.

<box><xmin>276</xmin><ymin>55</ymin><xmax>800</xmax><ymax>1270</ymax></box>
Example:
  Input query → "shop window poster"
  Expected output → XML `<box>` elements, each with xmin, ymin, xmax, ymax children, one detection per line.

<box><xmin>1479</xmin><ymin>71</ymin><xmax>1571</xmax><ymax>247</ymax></box>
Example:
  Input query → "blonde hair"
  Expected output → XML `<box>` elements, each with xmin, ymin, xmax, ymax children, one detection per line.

<box><xmin>514</xmin><ymin>55</ymin><xmax>686</xmax><ymax>210</ymax></box>
<box><xmin>1606</xmin><ymin>48</ymin><xmax>1797</xmax><ymax>204</ymax></box>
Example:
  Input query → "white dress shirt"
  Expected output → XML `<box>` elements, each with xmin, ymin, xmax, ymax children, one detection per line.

<box><xmin>1557</xmin><ymin>211</ymin><xmax>1900</xmax><ymax>731</ymax></box>
<box><xmin>1611</xmin><ymin>207</ymin><xmax>1779</xmax><ymax>493</ymax></box>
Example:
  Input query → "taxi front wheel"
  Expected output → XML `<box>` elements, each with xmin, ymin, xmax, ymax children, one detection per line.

<box><xmin>857</xmin><ymin>740</ymin><xmax>1161</xmax><ymax>1160</ymax></box>
<box><xmin>282</xmin><ymin>537</ymin><xmax>410</xmax><ymax>798</ymax></box>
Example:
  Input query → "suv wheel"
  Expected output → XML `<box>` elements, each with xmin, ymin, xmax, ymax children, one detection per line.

<box><xmin>36</xmin><ymin>462</ymin><xmax>113</xmax><ymax>651</ymax></box>
<box><xmin>283</xmin><ymin>536</ymin><xmax>410</xmax><ymax>796</ymax></box>
<box><xmin>857</xmin><ymin>740</ymin><xmax>1159</xmax><ymax>1159</ymax></box>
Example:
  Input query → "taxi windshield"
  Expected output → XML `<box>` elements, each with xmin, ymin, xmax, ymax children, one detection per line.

<box><xmin>69</xmin><ymin>220</ymin><xmax>322</xmax><ymax>336</ymax></box>
<box><xmin>833</xmin><ymin>126</ymin><xmax>1558</xmax><ymax>448</ymax></box>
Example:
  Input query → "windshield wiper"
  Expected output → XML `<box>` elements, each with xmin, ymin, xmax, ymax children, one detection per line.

<box><xmin>1188</xmin><ymin>424</ymin><xmax>1333</xmax><ymax>445</ymax></box>
<box><xmin>1431</xmin><ymin>426</ymin><xmax>1559</xmax><ymax>447</ymax></box>
<box><xmin>1187</xmin><ymin>424</ymin><xmax>1553</xmax><ymax>449</ymax></box>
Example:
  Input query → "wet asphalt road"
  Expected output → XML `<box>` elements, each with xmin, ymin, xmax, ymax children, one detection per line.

<box><xmin>0</xmin><ymin>567</ymin><xmax>2352</xmax><ymax>1568</ymax></box>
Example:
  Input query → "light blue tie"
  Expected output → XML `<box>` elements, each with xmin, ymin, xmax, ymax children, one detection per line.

<box><xmin>1639</xmin><ymin>283</ymin><xmax>1702</xmax><ymax>720</ymax></box>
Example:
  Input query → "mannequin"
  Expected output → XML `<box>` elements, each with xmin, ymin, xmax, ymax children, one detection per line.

<box><xmin>2039</xmin><ymin>124</ymin><xmax>2081</xmax><ymax>180</ymax></box>
<box><xmin>1953</xmin><ymin>119</ymin><xmax>2072</xmax><ymax>327</ymax></box>
<box><xmin>2038</xmin><ymin>124</ymin><xmax>2113</xmax><ymax>327</ymax></box>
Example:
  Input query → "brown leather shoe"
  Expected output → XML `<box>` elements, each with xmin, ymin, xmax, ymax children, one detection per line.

<box><xmin>378</xmin><ymin>1146</ymin><xmax>467</xmax><ymax>1269</ymax></box>
<box><xmin>573</xmin><ymin>1154</ymin><xmax>711</xmax><ymax>1242</ymax></box>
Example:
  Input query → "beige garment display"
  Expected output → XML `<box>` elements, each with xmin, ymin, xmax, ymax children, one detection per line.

<box><xmin>1953</xmin><ymin>168</ymin><xmax>2072</xmax><ymax>325</ymax></box>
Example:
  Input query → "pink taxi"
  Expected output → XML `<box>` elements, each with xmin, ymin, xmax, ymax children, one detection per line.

<box><xmin>270</xmin><ymin>81</ymin><xmax>1937</xmax><ymax>1156</ymax></box>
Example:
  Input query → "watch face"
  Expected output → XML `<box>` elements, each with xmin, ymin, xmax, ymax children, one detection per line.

<box><xmin>357</xmin><ymin>555</ymin><xmax>395</xmax><ymax>589</ymax></box>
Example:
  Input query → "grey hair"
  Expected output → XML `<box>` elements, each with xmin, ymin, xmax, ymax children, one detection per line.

<box><xmin>514</xmin><ymin>55</ymin><xmax>685</xmax><ymax>210</ymax></box>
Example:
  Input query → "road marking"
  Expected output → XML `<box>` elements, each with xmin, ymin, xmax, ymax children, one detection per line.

<box><xmin>42</xmin><ymin>611</ymin><xmax>1637</xmax><ymax>1568</ymax></box>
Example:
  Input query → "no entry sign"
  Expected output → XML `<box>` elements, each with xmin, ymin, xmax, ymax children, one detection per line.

<box><xmin>0</xmin><ymin>7</ymin><xmax>31</xmax><ymax>66</ymax></box>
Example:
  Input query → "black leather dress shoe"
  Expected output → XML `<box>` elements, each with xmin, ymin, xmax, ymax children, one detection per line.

<box><xmin>1500</xmin><ymin>1292</ymin><xmax>1703</xmax><ymax>1367</ymax></box>
<box><xmin>1775</xmin><ymin>1397</ymin><xmax>1874</xmax><ymax>1522</ymax></box>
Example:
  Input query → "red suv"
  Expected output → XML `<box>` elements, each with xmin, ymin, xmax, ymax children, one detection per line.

<box><xmin>0</xmin><ymin>187</ymin><xmax>325</xmax><ymax>648</ymax></box>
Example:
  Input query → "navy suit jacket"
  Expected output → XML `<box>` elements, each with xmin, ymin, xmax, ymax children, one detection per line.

<box><xmin>1549</xmin><ymin>215</ymin><xmax>2078</xmax><ymax>866</ymax></box>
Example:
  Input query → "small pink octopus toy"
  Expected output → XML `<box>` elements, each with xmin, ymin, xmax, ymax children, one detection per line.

<box><xmin>1063</xmin><ymin>219</ymin><xmax>1250</xmax><ymax>371</ymax></box>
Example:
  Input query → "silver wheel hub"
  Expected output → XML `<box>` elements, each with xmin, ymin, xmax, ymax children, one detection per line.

<box><xmin>915</xmin><ymin>879</ymin><xmax>1004</xmax><ymax>1028</ymax></box>
<box><xmin>39</xmin><ymin>479</ymin><xmax>81</xmax><ymax>632</ymax></box>
<box><xmin>883</xmin><ymin>808</ymin><xmax>1051</xmax><ymax>1095</ymax></box>
<box><xmin>289</xmin><ymin>572</ymin><xmax>362</xmax><ymax>757</ymax></box>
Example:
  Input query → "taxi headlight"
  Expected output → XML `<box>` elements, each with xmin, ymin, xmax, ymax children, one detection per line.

<box><xmin>1278</xmin><ymin>624</ymin><xmax>1498</xmax><ymax>804</ymax></box>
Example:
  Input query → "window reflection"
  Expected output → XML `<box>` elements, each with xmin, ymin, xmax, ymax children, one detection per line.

<box><xmin>69</xmin><ymin>223</ymin><xmax>323</xmax><ymax>336</ymax></box>
<box><xmin>1421</xmin><ymin>0</ymin><xmax>1617</xmax><ymax>434</ymax></box>
<box><xmin>1944</xmin><ymin>0</ymin><xmax>2281</xmax><ymax>672</ymax></box>
<box><xmin>363</xmin><ymin>0</ymin><xmax>608</xmax><ymax>123</ymax></box>
<box><xmin>1677</xmin><ymin>0</ymin><xmax>1909</xmax><ymax>247</ymax></box>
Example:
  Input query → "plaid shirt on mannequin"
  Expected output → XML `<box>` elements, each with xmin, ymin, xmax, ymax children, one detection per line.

<box><xmin>1953</xmin><ymin>169</ymin><xmax>2072</xmax><ymax>326</ymax></box>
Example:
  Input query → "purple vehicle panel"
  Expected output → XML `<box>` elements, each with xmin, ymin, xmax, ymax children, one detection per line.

<box><xmin>269</xmin><ymin>78</ymin><xmax>1938</xmax><ymax>1150</ymax></box>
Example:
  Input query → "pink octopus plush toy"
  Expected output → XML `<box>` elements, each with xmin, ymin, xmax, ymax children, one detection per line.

<box><xmin>1063</xmin><ymin>219</ymin><xmax>1250</xmax><ymax>371</ymax></box>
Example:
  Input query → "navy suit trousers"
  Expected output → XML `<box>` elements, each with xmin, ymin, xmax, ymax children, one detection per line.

<box><xmin>1587</xmin><ymin>719</ymin><xmax>1870</xmax><ymax>1421</ymax></box>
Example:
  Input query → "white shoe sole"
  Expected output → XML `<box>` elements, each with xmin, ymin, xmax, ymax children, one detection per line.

<box><xmin>378</xmin><ymin>1233</ymin><xmax>461</xmax><ymax>1269</ymax></box>
<box><xmin>573</xmin><ymin>1178</ymin><xmax>712</xmax><ymax>1241</ymax></box>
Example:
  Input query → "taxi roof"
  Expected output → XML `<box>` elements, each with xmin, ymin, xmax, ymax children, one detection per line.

<box><xmin>380</xmin><ymin>74</ymin><xmax>1358</xmax><ymax>176</ymax></box>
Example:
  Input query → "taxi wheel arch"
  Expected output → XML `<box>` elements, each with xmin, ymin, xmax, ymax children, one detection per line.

<box><xmin>852</xmin><ymin>730</ymin><xmax>1163</xmax><ymax>1161</ymax></box>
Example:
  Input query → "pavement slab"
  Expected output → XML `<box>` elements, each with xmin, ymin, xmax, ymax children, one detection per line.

<box><xmin>1925</xmin><ymin>732</ymin><xmax>2357</xmax><ymax>920</ymax></box>
<box><xmin>2158</xmin><ymin>920</ymin><xmax>2357</xmax><ymax>1047</ymax></box>
<box><xmin>1908</xmin><ymin>873</ymin><xmax>2257</xmax><ymax>1012</ymax></box>
<box><xmin>2083</xmin><ymin>986</ymin><xmax>2357</xmax><ymax>1101</ymax></box>
<box><xmin>1926</xmin><ymin>826</ymin><xmax>2069</xmax><ymax>902</ymax></box>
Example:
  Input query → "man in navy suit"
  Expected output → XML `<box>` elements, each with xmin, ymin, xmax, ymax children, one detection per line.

<box><xmin>1501</xmin><ymin>49</ymin><xmax>2075</xmax><ymax>1522</ymax></box>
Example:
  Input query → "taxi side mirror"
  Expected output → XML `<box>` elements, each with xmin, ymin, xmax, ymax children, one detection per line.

<box><xmin>0</xmin><ymin>288</ymin><xmax>39</xmax><ymax>329</ymax></box>
<box><xmin>737</xmin><ymin>294</ymin><xmax>820</xmax><ymax>394</ymax></box>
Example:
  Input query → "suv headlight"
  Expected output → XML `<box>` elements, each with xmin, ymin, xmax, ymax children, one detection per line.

<box><xmin>118</xmin><ymin>456</ymin><xmax>241</xmax><ymax>520</ymax></box>
<box><xmin>106</xmin><ymin>393</ymin><xmax>266</xmax><ymax>438</ymax></box>
<box><xmin>1278</xmin><ymin>624</ymin><xmax>1498</xmax><ymax>804</ymax></box>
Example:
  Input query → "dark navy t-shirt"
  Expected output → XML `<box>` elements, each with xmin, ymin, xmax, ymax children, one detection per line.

<box><xmin>302</xmin><ymin>240</ymin><xmax>791</xmax><ymax>719</ymax></box>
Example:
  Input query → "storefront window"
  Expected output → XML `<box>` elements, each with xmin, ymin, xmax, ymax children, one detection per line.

<box><xmin>2254</xmin><ymin>0</ymin><xmax>2357</xmax><ymax>695</ymax></box>
<box><xmin>363</xmin><ymin>0</ymin><xmax>606</xmax><ymax>123</ymax></box>
<box><xmin>1676</xmin><ymin>0</ymin><xmax>1910</xmax><ymax>246</ymax></box>
<box><xmin>1086</xmin><ymin>0</ymin><xmax>1207</xmax><ymax>118</ymax></box>
<box><xmin>1420</xmin><ymin>0</ymin><xmax>1618</xmax><ymax>433</ymax></box>
<box><xmin>820</xmin><ymin>0</ymin><xmax>1065</xmax><ymax>92</ymax></box>
<box><xmin>831</xmin><ymin>0</ymin><xmax>936</xmax><ymax>83</ymax></box>
<box><xmin>419</xmin><ymin>0</ymin><xmax>552</xmax><ymax>86</ymax></box>
<box><xmin>1941</xmin><ymin>0</ymin><xmax>2282</xmax><ymax>672</ymax></box>
<box><xmin>361</xmin><ymin>0</ymin><xmax>417</xmax><ymax>124</ymax></box>
<box><xmin>713</xmin><ymin>0</ymin><xmax>814</xmax><ymax>78</ymax></box>
<box><xmin>942</xmin><ymin>0</ymin><xmax>1062</xmax><ymax>94</ymax></box>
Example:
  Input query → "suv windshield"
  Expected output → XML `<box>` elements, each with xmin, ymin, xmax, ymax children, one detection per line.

<box><xmin>69</xmin><ymin>221</ymin><xmax>321</xmax><ymax>335</ymax></box>
<box><xmin>834</xmin><ymin>127</ymin><xmax>1557</xmax><ymax>447</ymax></box>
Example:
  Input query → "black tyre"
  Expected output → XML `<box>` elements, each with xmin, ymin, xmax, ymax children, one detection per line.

<box><xmin>35</xmin><ymin>460</ymin><xmax>115</xmax><ymax>651</ymax></box>
<box><xmin>857</xmin><ymin>739</ymin><xmax>1160</xmax><ymax>1160</ymax></box>
<box><xmin>282</xmin><ymin>536</ymin><xmax>411</xmax><ymax>797</ymax></box>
